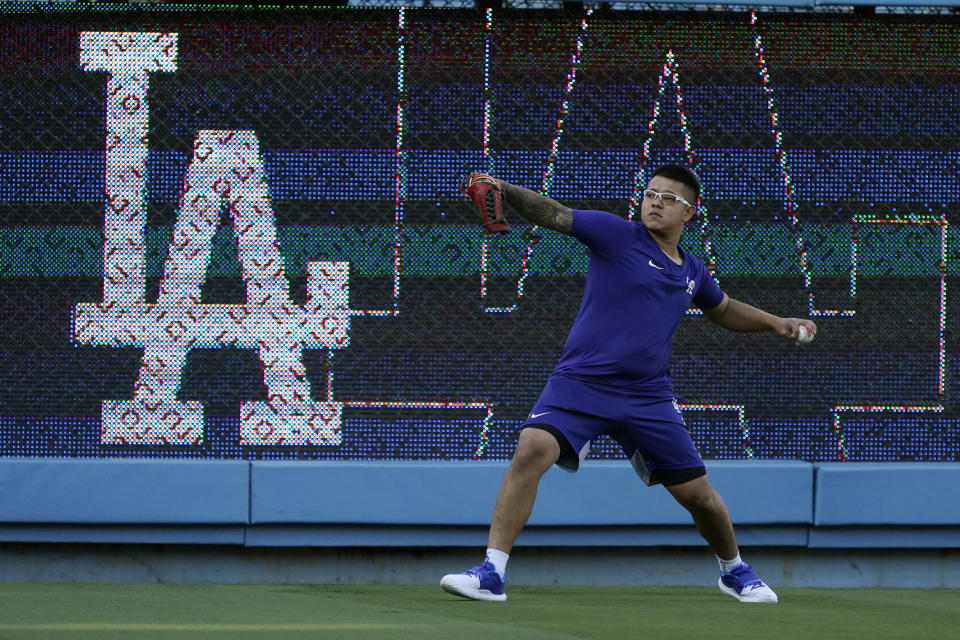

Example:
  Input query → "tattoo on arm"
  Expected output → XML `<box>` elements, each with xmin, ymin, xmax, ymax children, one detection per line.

<box><xmin>499</xmin><ymin>182</ymin><xmax>573</xmax><ymax>235</ymax></box>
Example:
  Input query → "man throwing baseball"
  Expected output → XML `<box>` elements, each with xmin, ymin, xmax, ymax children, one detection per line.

<box><xmin>441</xmin><ymin>164</ymin><xmax>817</xmax><ymax>604</ymax></box>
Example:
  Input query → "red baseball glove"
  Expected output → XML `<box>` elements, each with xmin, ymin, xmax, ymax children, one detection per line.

<box><xmin>460</xmin><ymin>172</ymin><xmax>509</xmax><ymax>235</ymax></box>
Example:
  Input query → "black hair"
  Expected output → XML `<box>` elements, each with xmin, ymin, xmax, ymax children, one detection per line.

<box><xmin>651</xmin><ymin>164</ymin><xmax>701</xmax><ymax>202</ymax></box>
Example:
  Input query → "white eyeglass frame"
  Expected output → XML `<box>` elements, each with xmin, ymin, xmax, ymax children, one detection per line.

<box><xmin>642</xmin><ymin>189</ymin><xmax>693</xmax><ymax>207</ymax></box>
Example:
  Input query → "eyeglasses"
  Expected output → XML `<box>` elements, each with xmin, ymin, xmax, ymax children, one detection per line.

<box><xmin>643</xmin><ymin>189</ymin><xmax>693</xmax><ymax>207</ymax></box>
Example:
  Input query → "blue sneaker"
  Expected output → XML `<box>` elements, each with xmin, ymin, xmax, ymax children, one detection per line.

<box><xmin>440</xmin><ymin>560</ymin><xmax>507</xmax><ymax>602</ymax></box>
<box><xmin>719</xmin><ymin>563</ymin><xmax>778</xmax><ymax>603</ymax></box>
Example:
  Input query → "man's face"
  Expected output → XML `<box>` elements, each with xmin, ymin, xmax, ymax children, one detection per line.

<box><xmin>639</xmin><ymin>175</ymin><xmax>696</xmax><ymax>234</ymax></box>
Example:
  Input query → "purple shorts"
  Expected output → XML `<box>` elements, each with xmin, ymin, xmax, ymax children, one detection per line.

<box><xmin>521</xmin><ymin>374</ymin><xmax>704</xmax><ymax>486</ymax></box>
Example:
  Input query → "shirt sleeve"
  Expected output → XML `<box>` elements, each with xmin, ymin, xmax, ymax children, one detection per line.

<box><xmin>571</xmin><ymin>209</ymin><xmax>634</xmax><ymax>257</ymax></box>
<box><xmin>692</xmin><ymin>259</ymin><xmax>725</xmax><ymax>310</ymax></box>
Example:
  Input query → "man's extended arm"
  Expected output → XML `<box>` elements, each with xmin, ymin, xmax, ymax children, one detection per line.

<box><xmin>498</xmin><ymin>181</ymin><xmax>574</xmax><ymax>235</ymax></box>
<box><xmin>704</xmin><ymin>294</ymin><xmax>817</xmax><ymax>343</ymax></box>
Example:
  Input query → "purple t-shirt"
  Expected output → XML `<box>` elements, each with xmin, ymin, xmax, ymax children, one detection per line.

<box><xmin>552</xmin><ymin>209</ymin><xmax>725</xmax><ymax>396</ymax></box>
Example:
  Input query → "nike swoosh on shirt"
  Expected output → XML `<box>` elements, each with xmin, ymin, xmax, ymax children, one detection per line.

<box><xmin>529</xmin><ymin>411</ymin><xmax>550</xmax><ymax>419</ymax></box>
<box><xmin>648</xmin><ymin>259</ymin><xmax>664</xmax><ymax>270</ymax></box>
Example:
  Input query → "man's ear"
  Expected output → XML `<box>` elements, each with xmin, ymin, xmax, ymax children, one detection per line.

<box><xmin>683</xmin><ymin>205</ymin><xmax>696</xmax><ymax>223</ymax></box>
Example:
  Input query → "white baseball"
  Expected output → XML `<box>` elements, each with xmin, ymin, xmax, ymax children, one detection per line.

<box><xmin>797</xmin><ymin>324</ymin><xmax>814</xmax><ymax>344</ymax></box>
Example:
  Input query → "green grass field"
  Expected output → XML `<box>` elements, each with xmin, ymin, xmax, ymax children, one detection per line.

<box><xmin>0</xmin><ymin>584</ymin><xmax>958</xmax><ymax>639</ymax></box>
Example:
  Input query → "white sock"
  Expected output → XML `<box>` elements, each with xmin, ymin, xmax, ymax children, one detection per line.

<box><xmin>485</xmin><ymin>548</ymin><xmax>509</xmax><ymax>579</ymax></box>
<box><xmin>717</xmin><ymin>553</ymin><xmax>743</xmax><ymax>573</ymax></box>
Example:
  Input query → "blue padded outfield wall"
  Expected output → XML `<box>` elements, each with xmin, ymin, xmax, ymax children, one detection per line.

<box><xmin>3</xmin><ymin>458</ymin><xmax>960</xmax><ymax>586</ymax></box>
<box><xmin>1</xmin><ymin>458</ymin><xmax>958</xmax><ymax>550</ymax></box>
<box><xmin>1</xmin><ymin>2</ymin><xmax>960</xmax><ymax>583</ymax></box>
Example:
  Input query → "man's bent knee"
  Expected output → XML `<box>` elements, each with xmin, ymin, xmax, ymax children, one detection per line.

<box><xmin>511</xmin><ymin>427</ymin><xmax>562</xmax><ymax>471</ymax></box>
<box><xmin>667</xmin><ymin>475</ymin><xmax>721</xmax><ymax>512</ymax></box>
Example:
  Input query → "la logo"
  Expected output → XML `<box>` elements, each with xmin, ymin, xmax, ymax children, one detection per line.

<box><xmin>71</xmin><ymin>32</ymin><xmax>350</xmax><ymax>446</ymax></box>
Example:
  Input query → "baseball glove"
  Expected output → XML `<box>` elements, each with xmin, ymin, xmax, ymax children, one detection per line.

<box><xmin>460</xmin><ymin>172</ymin><xmax>509</xmax><ymax>235</ymax></box>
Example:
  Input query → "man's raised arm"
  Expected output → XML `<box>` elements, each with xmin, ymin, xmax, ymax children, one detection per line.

<box><xmin>498</xmin><ymin>181</ymin><xmax>574</xmax><ymax>235</ymax></box>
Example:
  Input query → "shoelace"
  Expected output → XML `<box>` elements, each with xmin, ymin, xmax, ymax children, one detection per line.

<box><xmin>725</xmin><ymin>566</ymin><xmax>763</xmax><ymax>589</ymax></box>
<box><xmin>465</xmin><ymin>564</ymin><xmax>492</xmax><ymax>577</ymax></box>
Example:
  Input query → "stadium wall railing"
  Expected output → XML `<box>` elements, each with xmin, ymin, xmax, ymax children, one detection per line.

<box><xmin>0</xmin><ymin>459</ymin><xmax>957</xmax><ymax>549</ymax></box>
